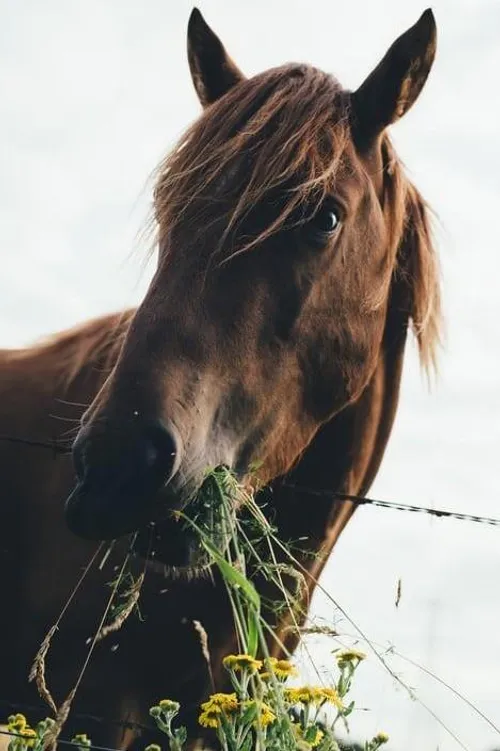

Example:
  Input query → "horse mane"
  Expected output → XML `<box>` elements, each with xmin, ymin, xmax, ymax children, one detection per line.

<box><xmin>381</xmin><ymin>138</ymin><xmax>442</xmax><ymax>372</ymax></box>
<box><xmin>7</xmin><ymin>310</ymin><xmax>133</xmax><ymax>388</ymax></box>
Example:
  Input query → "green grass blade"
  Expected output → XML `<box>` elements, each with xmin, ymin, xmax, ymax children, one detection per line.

<box><xmin>201</xmin><ymin>538</ymin><xmax>261</xmax><ymax>612</ymax></box>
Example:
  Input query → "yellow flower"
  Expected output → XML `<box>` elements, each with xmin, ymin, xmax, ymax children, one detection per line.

<box><xmin>284</xmin><ymin>686</ymin><xmax>323</xmax><ymax>705</ymax></box>
<box><xmin>71</xmin><ymin>733</ymin><xmax>91</xmax><ymax>749</ymax></box>
<box><xmin>222</xmin><ymin>654</ymin><xmax>263</xmax><ymax>673</ymax></box>
<box><xmin>158</xmin><ymin>699</ymin><xmax>180</xmax><ymax>714</ymax></box>
<box><xmin>335</xmin><ymin>648</ymin><xmax>366</xmax><ymax>665</ymax></box>
<box><xmin>284</xmin><ymin>688</ymin><xmax>303</xmax><ymax>704</ymax></box>
<box><xmin>24</xmin><ymin>728</ymin><xmax>37</xmax><ymax>749</ymax></box>
<box><xmin>291</xmin><ymin>723</ymin><xmax>324</xmax><ymax>749</ymax></box>
<box><xmin>374</xmin><ymin>731</ymin><xmax>389</xmax><ymax>744</ymax></box>
<box><xmin>241</xmin><ymin>699</ymin><xmax>276</xmax><ymax>727</ymax></box>
<box><xmin>285</xmin><ymin>685</ymin><xmax>342</xmax><ymax>707</ymax></box>
<box><xmin>198</xmin><ymin>692</ymin><xmax>239</xmax><ymax>730</ymax></box>
<box><xmin>7</xmin><ymin>714</ymin><xmax>28</xmax><ymax>732</ymax></box>
<box><xmin>198</xmin><ymin>709</ymin><xmax>221</xmax><ymax>729</ymax></box>
<box><xmin>318</xmin><ymin>687</ymin><xmax>343</xmax><ymax>709</ymax></box>
<box><xmin>307</xmin><ymin>727</ymin><xmax>324</xmax><ymax>748</ymax></box>
<box><xmin>200</xmin><ymin>693</ymin><xmax>239</xmax><ymax>713</ymax></box>
<box><xmin>6</xmin><ymin>716</ymin><xmax>37</xmax><ymax>748</ymax></box>
<box><xmin>263</xmin><ymin>657</ymin><xmax>298</xmax><ymax>680</ymax></box>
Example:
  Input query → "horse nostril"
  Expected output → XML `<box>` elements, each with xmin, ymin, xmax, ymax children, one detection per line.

<box><xmin>141</xmin><ymin>420</ymin><xmax>179</xmax><ymax>482</ymax></box>
<box><xmin>70</xmin><ymin>419</ymin><xmax>180</xmax><ymax>493</ymax></box>
<box><xmin>66</xmin><ymin>419</ymin><xmax>181</xmax><ymax>540</ymax></box>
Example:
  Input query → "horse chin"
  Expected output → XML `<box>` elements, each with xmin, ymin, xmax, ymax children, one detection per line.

<box><xmin>131</xmin><ymin>511</ymin><xmax>212</xmax><ymax>582</ymax></box>
<box><xmin>130</xmin><ymin>467</ymin><xmax>238</xmax><ymax>580</ymax></box>
<box><xmin>138</xmin><ymin>555</ymin><xmax>212</xmax><ymax>583</ymax></box>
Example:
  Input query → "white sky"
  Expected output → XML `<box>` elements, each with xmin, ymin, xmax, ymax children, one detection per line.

<box><xmin>0</xmin><ymin>2</ymin><xmax>499</xmax><ymax>749</ymax></box>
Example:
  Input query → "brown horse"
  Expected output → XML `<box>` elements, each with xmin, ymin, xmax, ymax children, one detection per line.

<box><xmin>0</xmin><ymin>7</ymin><xmax>441</xmax><ymax>749</ymax></box>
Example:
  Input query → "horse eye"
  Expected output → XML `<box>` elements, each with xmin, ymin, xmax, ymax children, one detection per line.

<box><xmin>315</xmin><ymin>207</ymin><xmax>339</xmax><ymax>233</ymax></box>
<box><xmin>303</xmin><ymin>205</ymin><xmax>341</xmax><ymax>248</ymax></box>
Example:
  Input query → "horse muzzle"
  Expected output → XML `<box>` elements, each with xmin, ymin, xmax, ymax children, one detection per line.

<box><xmin>65</xmin><ymin>419</ymin><xmax>181</xmax><ymax>540</ymax></box>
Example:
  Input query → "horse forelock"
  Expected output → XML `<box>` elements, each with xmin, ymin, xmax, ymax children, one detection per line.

<box><xmin>152</xmin><ymin>64</ymin><xmax>352</xmax><ymax>262</ymax></box>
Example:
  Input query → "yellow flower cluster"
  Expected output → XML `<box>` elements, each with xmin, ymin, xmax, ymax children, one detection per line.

<box><xmin>291</xmin><ymin>722</ymin><xmax>325</xmax><ymax>748</ymax></box>
<box><xmin>262</xmin><ymin>657</ymin><xmax>298</xmax><ymax>680</ymax></box>
<box><xmin>201</xmin><ymin>693</ymin><xmax>239</xmax><ymax>712</ymax></box>
<box><xmin>71</xmin><ymin>733</ymin><xmax>91</xmax><ymax>749</ymax></box>
<box><xmin>198</xmin><ymin>693</ymin><xmax>276</xmax><ymax>729</ymax></box>
<box><xmin>158</xmin><ymin>699</ymin><xmax>180</xmax><ymax>714</ymax></box>
<box><xmin>198</xmin><ymin>710</ymin><xmax>221</xmax><ymax>730</ymax></box>
<box><xmin>7</xmin><ymin>715</ymin><xmax>37</xmax><ymax>748</ymax></box>
<box><xmin>284</xmin><ymin>686</ymin><xmax>343</xmax><ymax>709</ymax></box>
<box><xmin>7</xmin><ymin>715</ymin><xmax>28</xmax><ymax>733</ymax></box>
<box><xmin>198</xmin><ymin>693</ymin><xmax>239</xmax><ymax>729</ymax></box>
<box><xmin>335</xmin><ymin>648</ymin><xmax>366</xmax><ymax>664</ymax></box>
<box><xmin>241</xmin><ymin>700</ymin><xmax>276</xmax><ymax>728</ymax></box>
<box><xmin>222</xmin><ymin>654</ymin><xmax>263</xmax><ymax>673</ymax></box>
<box><xmin>222</xmin><ymin>652</ymin><xmax>298</xmax><ymax>681</ymax></box>
<box><xmin>196</xmin><ymin>652</ymin><xmax>358</xmax><ymax>737</ymax></box>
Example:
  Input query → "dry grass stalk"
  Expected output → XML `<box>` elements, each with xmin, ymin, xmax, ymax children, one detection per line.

<box><xmin>28</xmin><ymin>545</ymin><xmax>103</xmax><ymax>715</ymax></box>
<box><xmin>192</xmin><ymin>619</ymin><xmax>215</xmax><ymax>691</ymax></box>
<box><xmin>40</xmin><ymin>542</ymin><xmax>137</xmax><ymax>746</ymax></box>
<box><xmin>96</xmin><ymin>573</ymin><xmax>145</xmax><ymax>643</ymax></box>
<box><xmin>28</xmin><ymin>625</ymin><xmax>58</xmax><ymax>715</ymax></box>
<box><xmin>42</xmin><ymin>688</ymin><xmax>76</xmax><ymax>751</ymax></box>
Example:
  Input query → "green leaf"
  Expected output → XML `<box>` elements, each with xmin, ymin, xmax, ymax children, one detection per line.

<box><xmin>246</xmin><ymin>608</ymin><xmax>259</xmax><ymax>658</ymax></box>
<box><xmin>201</xmin><ymin>538</ymin><xmax>261</xmax><ymax>611</ymax></box>
<box><xmin>239</xmin><ymin>702</ymin><xmax>259</xmax><ymax>727</ymax></box>
<box><xmin>174</xmin><ymin>726</ymin><xmax>187</xmax><ymax>744</ymax></box>
<box><xmin>240</xmin><ymin>735</ymin><xmax>254</xmax><ymax>751</ymax></box>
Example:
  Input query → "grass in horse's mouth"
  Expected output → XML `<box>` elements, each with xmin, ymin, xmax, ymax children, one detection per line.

<box><xmin>133</xmin><ymin>467</ymin><xmax>247</xmax><ymax>580</ymax></box>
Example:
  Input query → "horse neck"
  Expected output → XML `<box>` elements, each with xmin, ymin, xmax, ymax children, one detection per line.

<box><xmin>256</xmin><ymin>296</ymin><xmax>410</xmax><ymax>654</ymax></box>
<box><xmin>269</xmin><ymin>292</ymin><xmax>411</xmax><ymax>570</ymax></box>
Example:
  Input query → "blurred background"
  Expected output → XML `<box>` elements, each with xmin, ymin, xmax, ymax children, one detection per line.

<box><xmin>0</xmin><ymin>1</ymin><xmax>498</xmax><ymax>749</ymax></box>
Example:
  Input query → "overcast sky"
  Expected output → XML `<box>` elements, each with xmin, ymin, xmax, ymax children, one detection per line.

<box><xmin>1</xmin><ymin>2</ymin><xmax>499</xmax><ymax>749</ymax></box>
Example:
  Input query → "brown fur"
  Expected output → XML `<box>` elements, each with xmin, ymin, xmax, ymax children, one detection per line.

<box><xmin>0</xmin><ymin>8</ymin><xmax>441</xmax><ymax>749</ymax></box>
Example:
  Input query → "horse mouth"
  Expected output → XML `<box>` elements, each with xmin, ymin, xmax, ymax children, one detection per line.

<box><xmin>65</xmin><ymin>466</ymin><xmax>235</xmax><ymax>579</ymax></box>
<box><xmin>131</xmin><ymin>512</ymin><xmax>213</xmax><ymax>580</ymax></box>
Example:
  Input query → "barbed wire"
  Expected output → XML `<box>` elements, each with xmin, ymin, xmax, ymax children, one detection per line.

<box><xmin>0</xmin><ymin>699</ymin><xmax>150</xmax><ymax>734</ymax></box>
<box><xmin>0</xmin><ymin>435</ymin><xmax>70</xmax><ymax>455</ymax></box>
<box><xmin>282</xmin><ymin>484</ymin><xmax>500</xmax><ymax>528</ymax></box>
<box><xmin>1</xmin><ymin>434</ymin><xmax>499</xmax><ymax>528</ymax></box>
<box><xmin>0</xmin><ymin>727</ymin><xmax>133</xmax><ymax>751</ymax></box>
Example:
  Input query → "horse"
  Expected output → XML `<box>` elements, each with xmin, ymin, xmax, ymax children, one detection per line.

<box><xmin>0</xmin><ymin>7</ymin><xmax>441</xmax><ymax>749</ymax></box>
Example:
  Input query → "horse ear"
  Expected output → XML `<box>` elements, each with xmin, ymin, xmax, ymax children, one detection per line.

<box><xmin>187</xmin><ymin>8</ymin><xmax>245</xmax><ymax>107</ymax></box>
<box><xmin>351</xmin><ymin>9</ymin><xmax>437</xmax><ymax>143</ymax></box>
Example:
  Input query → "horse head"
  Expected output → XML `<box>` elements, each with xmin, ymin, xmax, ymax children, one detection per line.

<box><xmin>65</xmin><ymin>8</ymin><xmax>440</xmax><ymax>572</ymax></box>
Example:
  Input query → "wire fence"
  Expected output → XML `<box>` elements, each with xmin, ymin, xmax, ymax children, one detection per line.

<box><xmin>0</xmin><ymin>701</ymin><xmax>149</xmax><ymax>735</ymax></box>
<box><xmin>1</xmin><ymin>434</ymin><xmax>500</xmax><ymax>529</ymax></box>
<box><xmin>0</xmin><ymin>727</ymin><xmax>130</xmax><ymax>751</ymax></box>
<box><xmin>282</xmin><ymin>484</ymin><xmax>500</xmax><ymax>528</ymax></box>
